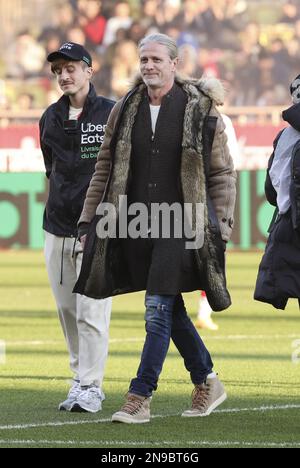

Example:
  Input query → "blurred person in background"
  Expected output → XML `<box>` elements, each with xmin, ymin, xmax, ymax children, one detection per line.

<box><xmin>161</xmin><ymin>0</ymin><xmax>182</xmax><ymax>25</ymax></box>
<box><xmin>15</xmin><ymin>92</ymin><xmax>36</xmax><ymax>111</ymax></box>
<box><xmin>255</xmin><ymin>49</ymin><xmax>276</xmax><ymax>105</ymax></box>
<box><xmin>239</xmin><ymin>21</ymin><xmax>261</xmax><ymax>55</ymax></box>
<box><xmin>40</xmin><ymin>42</ymin><xmax>114</xmax><ymax>413</ymax></box>
<box><xmin>66</xmin><ymin>26</ymin><xmax>87</xmax><ymax>47</ymax></box>
<box><xmin>177</xmin><ymin>44</ymin><xmax>198</xmax><ymax>77</ymax></box>
<box><xmin>154</xmin><ymin>0</ymin><xmax>182</xmax><ymax>29</ymax></box>
<box><xmin>110</xmin><ymin>39</ymin><xmax>140</xmax><ymax>98</ymax></box>
<box><xmin>230</xmin><ymin>49</ymin><xmax>258</xmax><ymax>105</ymax></box>
<box><xmin>279</xmin><ymin>0</ymin><xmax>300</xmax><ymax>23</ymax></box>
<box><xmin>196</xmin><ymin>47</ymin><xmax>223</xmax><ymax>78</ymax></box>
<box><xmin>270</xmin><ymin>38</ymin><xmax>292</xmax><ymax>88</ymax></box>
<box><xmin>206</xmin><ymin>0</ymin><xmax>248</xmax><ymax>51</ymax></box>
<box><xmin>286</xmin><ymin>33</ymin><xmax>300</xmax><ymax>79</ymax></box>
<box><xmin>173</xmin><ymin>0</ymin><xmax>226</xmax><ymax>46</ymax></box>
<box><xmin>127</xmin><ymin>21</ymin><xmax>147</xmax><ymax>44</ymax></box>
<box><xmin>40</xmin><ymin>31</ymin><xmax>63</xmax><ymax>57</ymax></box>
<box><xmin>89</xmin><ymin>50</ymin><xmax>110</xmax><ymax>96</ymax></box>
<box><xmin>6</xmin><ymin>30</ymin><xmax>46</xmax><ymax>79</ymax></box>
<box><xmin>140</xmin><ymin>0</ymin><xmax>161</xmax><ymax>30</ymax></box>
<box><xmin>77</xmin><ymin>0</ymin><xmax>107</xmax><ymax>47</ymax></box>
<box><xmin>102</xmin><ymin>1</ymin><xmax>133</xmax><ymax>46</ymax></box>
<box><xmin>38</xmin><ymin>2</ymin><xmax>74</xmax><ymax>45</ymax></box>
<box><xmin>174</xmin><ymin>0</ymin><xmax>204</xmax><ymax>34</ymax></box>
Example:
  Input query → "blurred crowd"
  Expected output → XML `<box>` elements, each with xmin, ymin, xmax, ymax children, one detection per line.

<box><xmin>2</xmin><ymin>0</ymin><xmax>300</xmax><ymax>111</ymax></box>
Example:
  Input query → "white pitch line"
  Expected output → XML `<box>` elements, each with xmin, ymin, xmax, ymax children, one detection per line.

<box><xmin>1</xmin><ymin>404</ymin><xmax>300</xmax><ymax>432</ymax></box>
<box><xmin>4</xmin><ymin>338</ymin><xmax>144</xmax><ymax>346</ymax></box>
<box><xmin>208</xmin><ymin>334</ymin><xmax>300</xmax><ymax>341</ymax></box>
<box><xmin>5</xmin><ymin>341</ymin><xmax>63</xmax><ymax>346</ymax></box>
<box><xmin>214</xmin><ymin>404</ymin><xmax>300</xmax><ymax>414</ymax></box>
<box><xmin>4</xmin><ymin>334</ymin><xmax>300</xmax><ymax>346</ymax></box>
<box><xmin>0</xmin><ymin>418</ymin><xmax>112</xmax><ymax>431</ymax></box>
<box><xmin>0</xmin><ymin>439</ymin><xmax>299</xmax><ymax>448</ymax></box>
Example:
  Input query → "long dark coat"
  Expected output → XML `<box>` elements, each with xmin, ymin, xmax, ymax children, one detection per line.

<box><xmin>74</xmin><ymin>77</ymin><xmax>236</xmax><ymax>311</ymax></box>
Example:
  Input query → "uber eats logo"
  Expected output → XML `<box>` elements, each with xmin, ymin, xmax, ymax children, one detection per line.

<box><xmin>81</xmin><ymin>123</ymin><xmax>106</xmax><ymax>144</ymax></box>
<box><xmin>80</xmin><ymin>123</ymin><xmax>106</xmax><ymax>159</ymax></box>
<box><xmin>0</xmin><ymin>173</ymin><xmax>47</xmax><ymax>249</ymax></box>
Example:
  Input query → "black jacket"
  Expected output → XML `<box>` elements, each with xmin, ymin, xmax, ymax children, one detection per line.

<box><xmin>254</xmin><ymin>102</ymin><xmax>300</xmax><ymax>309</ymax></box>
<box><xmin>40</xmin><ymin>84</ymin><xmax>115</xmax><ymax>237</ymax></box>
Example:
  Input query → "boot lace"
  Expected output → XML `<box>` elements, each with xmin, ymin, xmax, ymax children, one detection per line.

<box><xmin>121</xmin><ymin>394</ymin><xmax>146</xmax><ymax>415</ymax></box>
<box><xmin>192</xmin><ymin>383</ymin><xmax>210</xmax><ymax>410</ymax></box>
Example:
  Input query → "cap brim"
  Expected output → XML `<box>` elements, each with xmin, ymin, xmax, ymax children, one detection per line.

<box><xmin>47</xmin><ymin>51</ymin><xmax>81</xmax><ymax>63</ymax></box>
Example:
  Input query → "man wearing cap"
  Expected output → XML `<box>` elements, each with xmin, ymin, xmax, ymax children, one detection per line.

<box><xmin>40</xmin><ymin>42</ymin><xmax>115</xmax><ymax>413</ymax></box>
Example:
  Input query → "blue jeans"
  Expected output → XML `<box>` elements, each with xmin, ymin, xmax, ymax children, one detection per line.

<box><xmin>129</xmin><ymin>294</ymin><xmax>214</xmax><ymax>397</ymax></box>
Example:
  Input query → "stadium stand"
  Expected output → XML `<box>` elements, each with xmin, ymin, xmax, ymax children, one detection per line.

<box><xmin>0</xmin><ymin>0</ymin><xmax>299</xmax><ymax>119</ymax></box>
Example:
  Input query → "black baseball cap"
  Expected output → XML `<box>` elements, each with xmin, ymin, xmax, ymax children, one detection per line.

<box><xmin>47</xmin><ymin>42</ymin><xmax>92</xmax><ymax>67</ymax></box>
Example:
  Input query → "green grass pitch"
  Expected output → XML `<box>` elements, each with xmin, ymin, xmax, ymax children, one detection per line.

<box><xmin>0</xmin><ymin>250</ymin><xmax>299</xmax><ymax>448</ymax></box>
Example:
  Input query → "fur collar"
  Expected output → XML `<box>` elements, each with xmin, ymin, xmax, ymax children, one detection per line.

<box><xmin>131</xmin><ymin>74</ymin><xmax>225</xmax><ymax>106</ymax></box>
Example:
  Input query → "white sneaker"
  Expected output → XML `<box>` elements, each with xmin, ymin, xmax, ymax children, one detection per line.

<box><xmin>71</xmin><ymin>386</ymin><xmax>105</xmax><ymax>413</ymax></box>
<box><xmin>59</xmin><ymin>382</ymin><xmax>82</xmax><ymax>411</ymax></box>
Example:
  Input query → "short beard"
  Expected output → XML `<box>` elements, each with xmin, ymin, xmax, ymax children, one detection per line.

<box><xmin>63</xmin><ymin>90</ymin><xmax>75</xmax><ymax>96</ymax></box>
<box><xmin>143</xmin><ymin>78</ymin><xmax>162</xmax><ymax>89</ymax></box>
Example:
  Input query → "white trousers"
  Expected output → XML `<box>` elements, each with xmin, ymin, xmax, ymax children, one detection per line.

<box><xmin>44</xmin><ymin>231</ymin><xmax>112</xmax><ymax>388</ymax></box>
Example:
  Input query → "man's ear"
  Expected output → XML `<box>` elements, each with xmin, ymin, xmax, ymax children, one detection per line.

<box><xmin>172</xmin><ymin>57</ymin><xmax>179</xmax><ymax>72</ymax></box>
<box><xmin>87</xmin><ymin>67</ymin><xmax>93</xmax><ymax>78</ymax></box>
